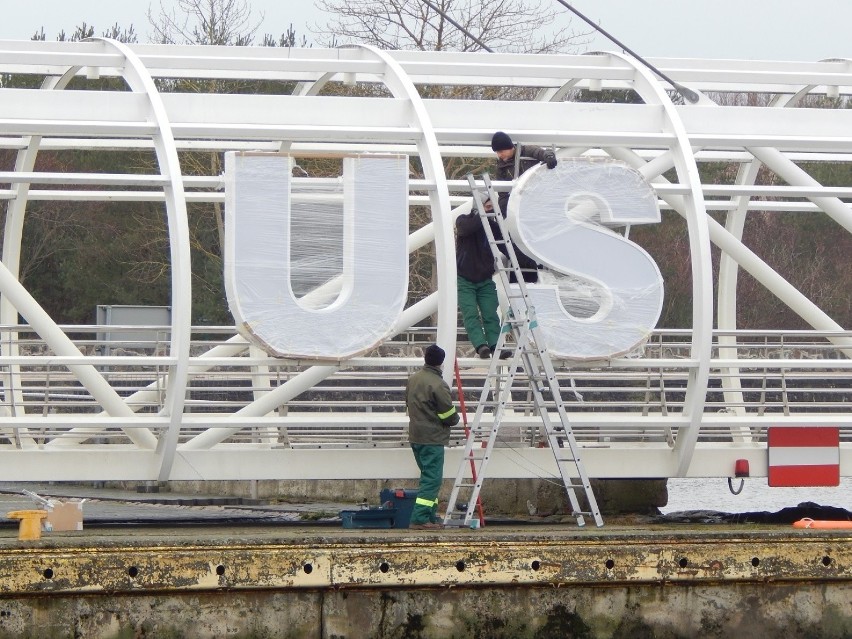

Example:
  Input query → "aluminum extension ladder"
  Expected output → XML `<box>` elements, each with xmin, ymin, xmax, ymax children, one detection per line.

<box><xmin>444</xmin><ymin>173</ymin><xmax>604</xmax><ymax>528</ymax></box>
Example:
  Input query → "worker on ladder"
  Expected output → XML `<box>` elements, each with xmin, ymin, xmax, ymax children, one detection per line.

<box><xmin>456</xmin><ymin>191</ymin><xmax>503</xmax><ymax>359</ymax></box>
<box><xmin>455</xmin><ymin>131</ymin><xmax>559</xmax><ymax>359</ymax></box>
<box><xmin>485</xmin><ymin>131</ymin><xmax>558</xmax><ymax>283</ymax></box>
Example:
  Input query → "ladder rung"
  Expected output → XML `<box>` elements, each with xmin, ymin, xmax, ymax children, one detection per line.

<box><xmin>553</xmin><ymin>447</ymin><xmax>574</xmax><ymax>456</ymax></box>
<box><xmin>444</xmin><ymin>518</ymin><xmax>469</xmax><ymax>528</ymax></box>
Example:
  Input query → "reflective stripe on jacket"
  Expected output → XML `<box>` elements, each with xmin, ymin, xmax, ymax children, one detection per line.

<box><xmin>406</xmin><ymin>365</ymin><xmax>461</xmax><ymax>445</ymax></box>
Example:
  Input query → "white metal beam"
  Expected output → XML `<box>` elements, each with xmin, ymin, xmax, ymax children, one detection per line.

<box><xmin>0</xmin><ymin>41</ymin><xmax>848</xmax><ymax>482</ymax></box>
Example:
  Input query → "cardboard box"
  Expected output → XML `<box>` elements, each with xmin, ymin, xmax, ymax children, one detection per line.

<box><xmin>44</xmin><ymin>499</ymin><xmax>84</xmax><ymax>532</ymax></box>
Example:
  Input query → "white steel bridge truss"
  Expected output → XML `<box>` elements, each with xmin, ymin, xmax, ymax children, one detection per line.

<box><xmin>0</xmin><ymin>40</ymin><xmax>849</xmax><ymax>482</ymax></box>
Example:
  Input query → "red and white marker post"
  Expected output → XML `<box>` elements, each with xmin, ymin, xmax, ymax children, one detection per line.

<box><xmin>767</xmin><ymin>426</ymin><xmax>840</xmax><ymax>487</ymax></box>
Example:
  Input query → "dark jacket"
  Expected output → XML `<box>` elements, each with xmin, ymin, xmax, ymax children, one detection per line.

<box><xmin>406</xmin><ymin>365</ymin><xmax>460</xmax><ymax>446</ymax></box>
<box><xmin>494</xmin><ymin>143</ymin><xmax>555</xmax><ymax>213</ymax></box>
<box><xmin>494</xmin><ymin>144</ymin><xmax>554</xmax><ymax>283</ymax></box>
<box><xmin>455</xmin><ymin>210</ymin><xmax>500</xmax><ymax>283</ymax></box>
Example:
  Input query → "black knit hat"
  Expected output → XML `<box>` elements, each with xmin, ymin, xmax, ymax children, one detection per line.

<box><xmin>424</xmin><ymin>344</ymin><xmax>445</xmax><ymax>366</ymax></box>
<box><xmin>491</xmin><ymin>131</ymin><xmax>514</xmax><ymax>152</ymax></box>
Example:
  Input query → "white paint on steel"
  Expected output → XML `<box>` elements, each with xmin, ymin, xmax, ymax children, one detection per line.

<box><xmin>349</xmin><ymin>44</ymin><xmax>458</xmax><ymax>383</ymax></box>
<box><xmin>600</xmin><ymin>53</ymin><xmax>714</xmax><ymax>476</ymax></box>
<box><xmin>0</xmin><ymin>41</ymin><xmax>848</xmax><ymax>480</ymax></box>
<box><xmin>717</xmin><ymin>158</ymin><xmax>762</xmax><ymax>429</ymax></box>
<box><xmin>0</xmin><ymin>64</ymin><xmax>158</xmax><ymax>450</ymax></box>
<box><xmin>86</xmin><ymin>39</ymin><xmax>192</xmax><ymax>479</ymax></box>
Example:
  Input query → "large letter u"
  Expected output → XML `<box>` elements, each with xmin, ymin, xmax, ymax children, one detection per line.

<box><xmin>224</xmin><ymin>152</ymin><xmax>409</xmax><ymax>359</ymax></box>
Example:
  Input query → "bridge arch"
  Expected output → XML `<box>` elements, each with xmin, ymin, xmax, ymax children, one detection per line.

<box><xmin>0</xmin><ymin>41</ymin><xmax>847</xmax><ymax>482</ymax></box>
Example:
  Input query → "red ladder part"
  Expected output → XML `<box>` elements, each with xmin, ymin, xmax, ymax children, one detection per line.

<box><xmin>453</xmin><ymin>358</ymin><xmax>485</xmax><ymax>527</ymax></box>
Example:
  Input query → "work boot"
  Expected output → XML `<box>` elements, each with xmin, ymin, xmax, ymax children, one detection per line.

<box><xmin>476</xmin><ymin>345</ymin><xmax>492</xmax><ymax>359</ymax></box>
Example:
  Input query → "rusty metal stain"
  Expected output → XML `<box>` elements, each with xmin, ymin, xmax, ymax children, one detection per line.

<box><xmin>0</xmin><ymin>532</ymin><xmax>849</xmax><ymax>595</ymax></box>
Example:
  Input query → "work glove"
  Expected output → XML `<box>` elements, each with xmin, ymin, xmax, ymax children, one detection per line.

<box><xmin>544</xmin><ymin>153</ymin><xmax>557</xmax><ymax>169</ymax></box>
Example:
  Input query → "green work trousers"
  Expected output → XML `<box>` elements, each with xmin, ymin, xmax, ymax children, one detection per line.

<box><xmin>457</xmin><ymin>276</ymin><xmax>500</xmax><ymax>350</ymax></box>
<box><xmin>410</xmin><ymin>443</ymin><xmax>445</xmax><ymax>524</ymax></box>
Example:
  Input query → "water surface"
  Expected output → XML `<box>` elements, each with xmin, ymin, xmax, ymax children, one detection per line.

<box><xmin>662</xmin><ymin>477</ymin><xmax>852</xmax><ymax>514</ymax></box>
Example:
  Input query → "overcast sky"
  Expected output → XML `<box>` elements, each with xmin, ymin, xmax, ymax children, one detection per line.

<box><xmin>0</xmin><ymin>0</ymin><xmax>849</xmax><ymax>62</ymax></box>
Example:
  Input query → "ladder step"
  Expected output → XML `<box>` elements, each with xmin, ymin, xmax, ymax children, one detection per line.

<box><xmin>551</xmin><ymin>446</ymin><xmax>580</xmax><ymax>463</ymax></box>
<box><xmin>443</xmin><ymin>518</ymin><xmax>470</xmax><ymax>528</ymax></box>
<box><xmin>555</xmin><ymin>455</ymin><xmax>578</xmax><ymax>462</ymax></box>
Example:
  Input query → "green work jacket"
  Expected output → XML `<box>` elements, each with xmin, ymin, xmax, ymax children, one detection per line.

<box><xmin>405</xmin><ymin>365</ymin><xmax>460</xmax><ymax>445</ymax></box>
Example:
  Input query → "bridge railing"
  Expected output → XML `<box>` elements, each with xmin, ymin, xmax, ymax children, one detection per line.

<box><xmin>0</xmin><ymin>325</ymin><xmax>848</xmax><ymax>449</ymax></box>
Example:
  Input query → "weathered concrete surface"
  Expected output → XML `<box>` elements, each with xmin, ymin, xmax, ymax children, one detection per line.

<box><xmin>0</xmin><ymin>525</ymin><xmax>849</xmax><ymax>638</ymax></box>
<box><xmin>157</xmin><ymin>478</ymin><xmax>669</xmax><ymax>516</ymax></box>
<box><xmin>0</xmin><ymin>582</ymin><xmax>849</xmax><ymax>638</ymax></box>
<box><xmin>322</xmin><ymin>584</ymin><xmax>850</xmax><ymax>638</ymax></box>
<box><xmin>3</xmin><ymin>526</ymin><xmax>850</xmax><ymax>592</ymax></box>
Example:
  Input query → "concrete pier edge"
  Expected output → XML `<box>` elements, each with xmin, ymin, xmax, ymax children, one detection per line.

<box><xmin>0</xmin><ymin>526</ymin><xmax>850</xmax><ymax>638</ymax></box>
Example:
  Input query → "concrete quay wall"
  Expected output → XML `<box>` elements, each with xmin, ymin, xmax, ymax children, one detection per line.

<box><xmin>0</xmin><ymin>527</ymin><xmax>849</xmax><ymax>638</ymax></box>
<box><xmin>0</xmin><ymin>582</ymin><xmax>850</xmax><ymax>639</ymax></box>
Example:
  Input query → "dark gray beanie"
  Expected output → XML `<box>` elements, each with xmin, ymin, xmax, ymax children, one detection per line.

<box><xmin>424</xmin><ymin>344</ymin><xmax>446</xmax><ymax>366</ymax></box>
<box><xmin>491</xmin><ymin>131</ymin><xmax>514</xmax><ymax>151</ymax></box>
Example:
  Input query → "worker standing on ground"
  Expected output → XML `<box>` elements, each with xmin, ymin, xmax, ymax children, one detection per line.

<box><xmin>486</xmin><ymin>131</ymin><xmax>558</xmax><ymax>284</ymax></box>
<box><xmin>405</xmin><ymin>344</ymin><xmax>460</xmax><ymax>529</ymax></box>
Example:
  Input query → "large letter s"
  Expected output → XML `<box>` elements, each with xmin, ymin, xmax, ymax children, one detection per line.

<box><xmin>506</xmin><ymin>158</ymin><xmax>664</xmax><ymax>360</ymax></box>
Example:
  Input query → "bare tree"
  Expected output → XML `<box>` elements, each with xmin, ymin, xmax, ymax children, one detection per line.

<box><xmin>148</xmin><ymin>0</ymin><xmax>263</xmax><ymax>46</ymax></box>
<box><xmin>314</xmin><ymin>0</ymin><xmax>587</xmax><ymax>53</ymax></box>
